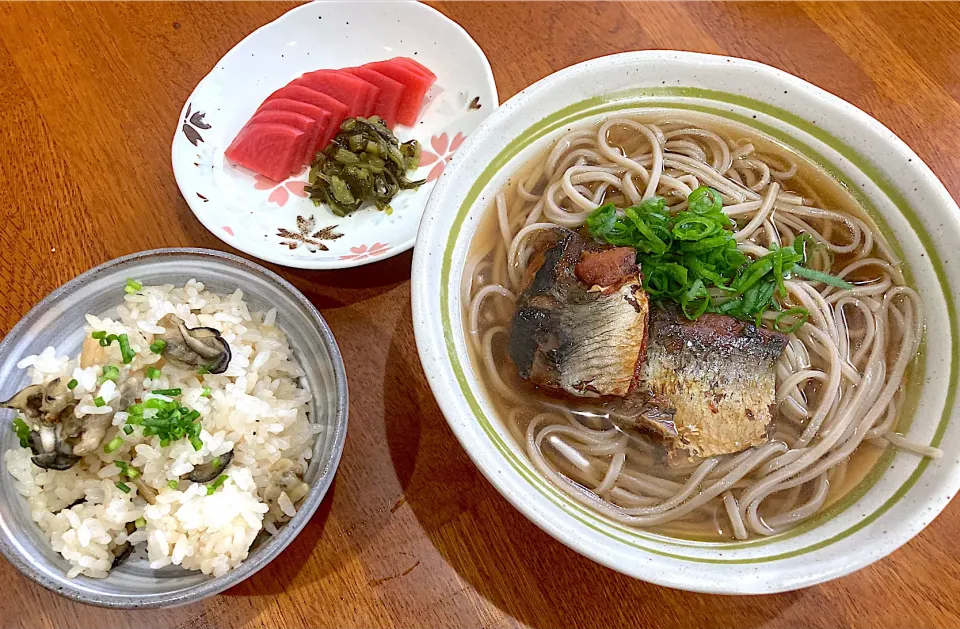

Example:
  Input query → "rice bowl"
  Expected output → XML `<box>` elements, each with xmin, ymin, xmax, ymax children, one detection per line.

<box><xmin>0</xmin><ymin>249</ymin><xmax>347</xmax><ymax>607</ymax></box>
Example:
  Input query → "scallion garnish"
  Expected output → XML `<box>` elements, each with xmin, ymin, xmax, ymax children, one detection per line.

<box><xmin>207</xmin><ymin>474</ymin><xmax>228</xmax><ymax>495</ymax></box>
<box><xmin>91</xmin><ymin>331</ymin><xmax>106</xmax><ymax>340</ymax></box>
<box><xmin>104</xmin><ymin>436</ymin><xmax>123</xmax><ymax>453</ymax></box>
<box><xmin>167</xmin><ymin>480</ymin><xmax>179</xmax><ymax>490</ymax></box>
<box><xmin>67</xmin><ymin>379</ymin><xmax>79</xmax><ymax>390</ymax></box>
<box><xmin>115</xmin><ymin>481</ymin><xmax>131</xmax><ymax>493</ymax></box>
<box><xmin>196</xmin><ymin>364</ymin><xmax>211</xmax><ymax>375</ymax></box>
<box><xmin>201</xmin><ymin>387</ymin><xmax>211</xmax><ymax>398</ymax></box>
<box><xmin>151</xmin><ymin>388</ymin><xmax>182</xmax><ymax>397</ymax></box>
<box><xmin>118</xmin><ymin>333</ymin><xmax>135</xmax><ymax>364</ymax></box>
<box><xmin>585</xmin><ymin>186</ymin><xmax>852</xmax><ymax>324</ymax></box>
<box><xmin>12</xmin><ymin>417</ymin><xmax>31</xmax><ymax>448</ymax></box>
<box><xmin>123</xmin><ymin>425</ymin><xmax>134</xmax><ymax>435</ymax></box>
<box><xmin>125</xmin><ymin>398</ymin><xmax>203</xmax><ymax>450</ymax></box>
<box><xmin>135</xmin><ymin>517</ymin><xmax>146</xmax><ymax>528</ymax></box>
<box><xmin>791</xmin><ymin>265</ymin><xmax>855</xmax><ymax>289</ymax></box>
<box><xmin>145</xmin><ymin>366</ymin><xmax>162</xmax><ymax>380</ymax></box>
<box><xmin>97</xmin><ymin>365</ymin><xmax>120</xmax><ymax>386</ymax></box>
<box><xmin>93</xmin><ymin>396</ymin><xmax>106</xmax><ymax>407</ymax></box>
<box><xmin>149</xmin><ymin>339</ymin><xmax>166</xmax><ymax>354</ymax></box>
<box><xmin>124</xmin><ymin>279</ymin><xmax>142</xmax><ymax>295</ymax></box>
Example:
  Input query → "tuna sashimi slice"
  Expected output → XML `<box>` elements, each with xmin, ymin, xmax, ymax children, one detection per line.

<box><xmin>248</xmin><ymin>110</ymin><xmax>315</xmax><ymax>169</ymax></box>
<box><xmin>363</xmin><ymin>60</ymin><xmax>435</xmax><ymax>126</ymax></box>
<box><xmin>343</xmin><ymin>67</ymin><xmax>403</xmax><ymax>128</ymax></box>
<box><xmin>389</xmin><ymin>57</ymin><xmax>437</xmax><ymax>81</ymax></box>
<box><xmin>259</xmin><ymin>85</ymin><xmax>349</xmax><ymax>151</ymax></box>
<box><xmin>294</xmin><ymin>70</ymin><xmax>378</xmax><ymax>118</ymax></box>
<box><xmin>258</xmin><ymin>99</ymin><xmax>332</xmax><ymax>164</ymax></box>
<box><xmin>224</xmin><ymin>122</ymin><xmax>307</xmax><ymax>182</ymax></box>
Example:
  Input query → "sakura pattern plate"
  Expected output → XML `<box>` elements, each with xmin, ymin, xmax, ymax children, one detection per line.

<box><xmin>171</xmin><ymin>0</ymin><xmax>497</xmax><ymax>269</ymax></box>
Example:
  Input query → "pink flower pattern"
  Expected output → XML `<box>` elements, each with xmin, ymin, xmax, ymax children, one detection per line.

<box><xmin>339</xmin><ymin>243</ymin><xmax>390</xmax><ymax>261</ymax></box>
<box><xmin>254</xmin><ymin>176</ymin><xmax>308</xmax><ymax>207</ymax></box>
<box><xmin>419</xmin><ymin>132</ymin><xmax>466</xmax><ymax>182</ymax></box>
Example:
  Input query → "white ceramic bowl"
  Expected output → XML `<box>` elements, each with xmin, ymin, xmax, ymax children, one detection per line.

<box><xmin>172</xmin><ymin>0</ymin><xmax>497</xmax><ymax>270</ymax></box>
<box><xmin>411</xmin><ymin>51</ymin><xmax>960</xmax><ymax>593</ymax></box>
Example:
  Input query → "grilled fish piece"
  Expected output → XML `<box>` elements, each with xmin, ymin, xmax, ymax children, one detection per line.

<box><xmin>509</xmin><ymin>232</ymin><xmax>649</xmax><ymax>398</ymax></box>
<box><xmin>631</xmin><ymin>308</ymin><xmax>788</xmax><ymax>458</ymax></box>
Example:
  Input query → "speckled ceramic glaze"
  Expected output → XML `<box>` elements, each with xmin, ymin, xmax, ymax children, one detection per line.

<box><xmin>0</xmin><ymin>249</ymin><xmax>348</xmax><ymax>607</ymax></box>
<box><xmin>411</xmin><ymin>51</ymin><xmax>960</xmax><ymax>593</ymax></box>
<box><xmin>171</xmin><ymin>0</ymin><xmax>497</xmax><ymax>270</ymax></box>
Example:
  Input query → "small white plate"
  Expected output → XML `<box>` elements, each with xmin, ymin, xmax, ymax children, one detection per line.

<box><xmin>172</xmin><ymin>0</ymin><xmax>497</xmax><ymax>269</ymax></box>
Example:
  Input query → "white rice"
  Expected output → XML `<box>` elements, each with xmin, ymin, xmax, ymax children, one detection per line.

<box><xmin>4</xmin><ymin>280</ymin><xmax>317</xmax><ymax>578</ymax></box>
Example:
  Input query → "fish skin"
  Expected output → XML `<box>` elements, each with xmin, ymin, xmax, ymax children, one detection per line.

<box><xmin>509</xmin><ymin>232</ymin><xmax>649</xmax><ymax>398</ymax></box>
<box><xmin>637</xmin><ymin>308</ymin><xmax>789</xmax><ymax>458</ymax></box>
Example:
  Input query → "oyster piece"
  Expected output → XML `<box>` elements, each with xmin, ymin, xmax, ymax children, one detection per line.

<box><xmin>156</xmin><ymin>314</ymin><xmax>231</xmax><ymax>374</ymax></box>
<box><xmin>184</xmin><ymin>449</ymin><xmax>233</xmax><ymax>483</ymax></box>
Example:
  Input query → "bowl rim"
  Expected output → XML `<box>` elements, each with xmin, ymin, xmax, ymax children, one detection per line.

<box><xmin>0</xmin><ymin>247</ymin><xmax>349</xmax><ymax>608</ymax></box>
<box><xmin>411</xmin><ymin>50</ymin><xmax>960</xmax><ymax>593</ymax></box>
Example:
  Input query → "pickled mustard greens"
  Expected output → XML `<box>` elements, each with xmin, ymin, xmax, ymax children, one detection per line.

<box><xmin>306</xmin><ymin>116</ymin><xmax>424</xmax><ymax>216</ymax></box>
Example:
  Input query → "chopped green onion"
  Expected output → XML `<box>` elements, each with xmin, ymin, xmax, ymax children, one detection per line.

<box><xmin>125</xmin><ymin>466</ymin><xmax>140</xmax><ymax>479</ymax></box>
<box><xmin>211</xmin><ymin>457</ymin><xmax>221</xmax><ymax>468</ymax></box>
<box><xmin>91</xmin><ymin>331</ymin><xmax>106</xmax><ymax>340</ymax></box>
<box><xmin>94</xmin><ymin>397</ymin><xmax>106</xmax><ymax>407</ymax></box>
<box><xmin>125</xmin><ymin>279</ymin><xmax>142</xmax><ymax>295</ymax></box>
<box><xmin>145</xmin><ymin>366</ymin><xmax>162</xmax><ymax>380</ymax></box>
<box><xmin>67</xmin><ymin>379</ymin><xmax>78</xmax><ymax>390</ymax></box>
<box><xmin>201</xmin><ymin>387</ymin><xmax>211</xmax><ymax>398</ymax></box>
<box><xmin>159</xmin><ymin>438</ymin><xmax>170</xmax><ymax>447</ymax></box>
<box><xmin>189</xmin><ymin>435</ymin><xmax>203</xmax><ymax>451</ymax></box>
<box><xmin>196</xmin><ymin>364</ymin><xmax>211</xmax><ymax>375</ymax></box>
<box><xmin>104</xmin><ymin>436</ymin><xmax>123</xmax><ymax>453</ymax></box>
<box><xmin>123</xmin><ymin>425</ymin><xmax>134</xmax><ymax>435</ymax></box>
<box><xmin>97</xmin><ymin>365</ymin><xmax>120</xmax><ymax>386</ymax></box>
<box><xmin>791</xmin><ymin>265</ymin><xmax>855</xmax><ymax>289</ymax></box>
<box><xmin>118</xmin><ymin>334</ymin><xmax>135</xmax><ymax>364</ymax></box>
<box><xmin>207</xmin><ymin>474</ymin><xmax>228</xmax><ymax>495</ymax></box>
<box><xmin>115</xmin><ymin>481</ymin><xmax>131</xmax><ymax>493</ymax></box>
<box><xmin>165</xmin><ymin>480</ymin><xmax>178</xmax><ymax>490</ymax></box>
<box><xmin>135</xmin><ymin>517</ymin><xmax>146</xmax><ymax>528</ymax></box>
<box><xmin>774</xmin><ymin>307</ymin><xmax>811</xmax><ymax>334</ymax></box>
<box><xmin>12</xmin><ymin>417</ymin><xmax>31</xmax><ymax>448</ymax></box>
<box><xmin>151</xmin><ymin>388</ymin><xmax>182</xmax><ymax>397</ymax></box>
<box><xmin>149</xmin><ymin>339</ymin><xmax>166</xmax><ymax>354</ymax></box>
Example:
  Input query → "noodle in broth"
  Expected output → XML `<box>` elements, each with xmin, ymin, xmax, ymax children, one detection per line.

<box><xmin>463</xmin><ymin>111</ymin><xmax>940</xmax><ymax>541</ymax></box>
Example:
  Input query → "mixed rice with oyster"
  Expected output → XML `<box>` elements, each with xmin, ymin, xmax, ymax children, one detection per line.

<box><xmin>2</xmin><ymin>279</ymin><xmax>317</xmax><ymax>578</ymax></box>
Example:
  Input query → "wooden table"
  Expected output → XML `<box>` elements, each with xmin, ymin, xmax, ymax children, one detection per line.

<box><xmin>2</xmin><ymin>2</ymin><xmax>959</xmax><ymax>627</ymax></box>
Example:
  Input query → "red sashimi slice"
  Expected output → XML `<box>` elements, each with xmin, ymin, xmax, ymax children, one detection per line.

<box><xmin>224</xmin><ymin>122</ymin><xmax>307</xmax><ymax>182</ymax></box>
<box><xmin>248</xmin><ymin>110</ymin><xmax>314</xmax><ymax>168</ymax></box>
<box><xmin>258</xmin><ymin>99</ymin><xmax>332</xmax><ymax>165</ymax></box>
<box><xmin>343</xmin><ymin>67</ymin><xmax>403</xmax><ymax>128</ymax></box>
<box><xmin>363</xmin><ymin>61</ymin><xmax>435</xmax><ymax>126</ymax></box>
<box><xmin>259</xmin><ymin>85</ymin><xmax>349</xmax><ymax>151</ymax></box>
<box><xmin>294</xmin><ymin>70</ymin><xmax>378</xmax><ymax>118</ymax></box>
<box><xmin>389</xmin><ymin>57</ymin><xmax>437</xmax><ymax>81</ymax></box>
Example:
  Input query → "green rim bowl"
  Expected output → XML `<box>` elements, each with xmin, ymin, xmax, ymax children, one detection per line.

<box><xmin>411</xmin><ymin>51</ymin><xmax>960</xmax><ymax>593</ymax></box>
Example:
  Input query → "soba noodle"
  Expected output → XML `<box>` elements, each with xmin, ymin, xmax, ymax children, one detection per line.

<box><xmin>463</xmin><ymin>111</ymin><xmax>940</xmax><ymax>540</ymax></box>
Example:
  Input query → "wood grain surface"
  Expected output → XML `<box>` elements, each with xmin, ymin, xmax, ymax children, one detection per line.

<box><xmin>1</xmin><ymin>2</ymin><xmax>959</xmax><ymax>627</ymax></box>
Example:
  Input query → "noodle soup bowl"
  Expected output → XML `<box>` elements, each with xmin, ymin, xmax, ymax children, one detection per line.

<box><xmin>411</xmin><ymin>51</ymin><xmax>960</xmax><ymax>593</ymax></box>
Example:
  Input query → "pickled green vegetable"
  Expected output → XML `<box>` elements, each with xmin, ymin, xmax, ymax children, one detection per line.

<box><xmin>306</xmin><ymin>116</ymin><xmax>424</xmax><ymax>217</ymax></box>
